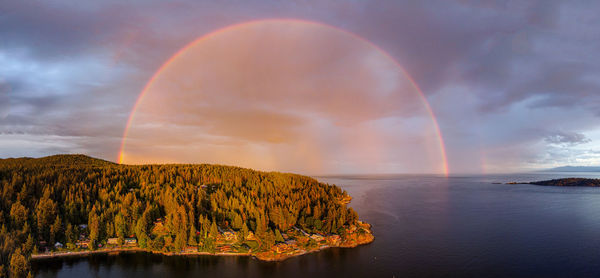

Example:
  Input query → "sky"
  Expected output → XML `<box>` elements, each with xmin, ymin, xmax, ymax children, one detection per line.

<box><xmin>1</xmin><ymin>0</ymin><xmax>600</xmax><ymax>175</ymax></box>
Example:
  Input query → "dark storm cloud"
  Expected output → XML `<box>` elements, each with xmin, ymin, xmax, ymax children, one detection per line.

<box><xmin>452</xmin><ymin>1</ymin><xmax>600</xmax><ymax>112</ymax></box>
<box><xmin>335</xmin><ymin>1</ymin><xmax>600</xmax><ymax>115</ymax></box>
<box><xmin>350</xmin><ymin>1</ymin><xmax>522</xmax><ymax>94</ymax></box>
<box><xmin>1</xmin><ymin>0</ymin><xmax>600</xmax><ymax>171</ymax></box>
<box><xmin>545</xmin><ymin>132</ymin><xmax>591</xmax><ymax>146</ymax></box>
<box><xmin>1</xmin><ymin>1</ymin><xmax>131</xmax><ymax>60</ymax></box>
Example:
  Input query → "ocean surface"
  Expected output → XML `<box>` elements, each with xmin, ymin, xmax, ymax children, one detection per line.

<box><xmin>33</xmin><ymin>173</ymin><xmax>600</xmax><ymax>278</ymax></box>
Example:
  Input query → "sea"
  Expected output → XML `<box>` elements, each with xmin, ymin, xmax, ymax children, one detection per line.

<box><xmin>33</xmin><ymin>172</ymin><xmax>600</xmax><ymax>278</ymax></box>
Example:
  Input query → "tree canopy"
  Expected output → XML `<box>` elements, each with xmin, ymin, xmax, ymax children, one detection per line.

<box><xmin>0</xmin><ymin>154</ymin><xmax>360</xmax><ymax>277</ymax></box>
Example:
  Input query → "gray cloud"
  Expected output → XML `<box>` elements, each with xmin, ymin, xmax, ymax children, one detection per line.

<box><xmin>545</xmin><ymin>131</ymin><xmax>591</xmax><ymax>146</ymax></box>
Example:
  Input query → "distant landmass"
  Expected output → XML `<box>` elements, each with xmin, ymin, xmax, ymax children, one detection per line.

<box><xmin>0</xmin><ymin>154</ymin><xmax>373</xmax><ymax>276</ymax></box>
<box><xmin>542</xmin><ymin>166</ymin><xmax>600</xmax><ymax>172</ymax></box>
<box><xmin>508</xmin><ymin>178</ymin><xmax>600</xmax><ymax>187</ymax></box>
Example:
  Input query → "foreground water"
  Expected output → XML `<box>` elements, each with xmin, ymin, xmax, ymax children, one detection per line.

<box><xmin>33</xmin><ymin>173</ymin><xmax>600</xmax><ymax>277</ymax></box>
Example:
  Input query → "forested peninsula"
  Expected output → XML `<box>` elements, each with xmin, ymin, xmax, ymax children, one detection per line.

<box><xmin>526</xmin><ymin>178</ymin><xmax>600</xmax><ymax>187</ymax></box>
<box><xmin>0</xmin><ymin>155</ymin><xmax>373</xmax><ymax>277</ymax></box>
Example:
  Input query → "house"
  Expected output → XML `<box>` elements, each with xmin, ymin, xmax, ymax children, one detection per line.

<box><xmin>245</xmin><ymin>231</ymin><xmax>257</xmax><ymax>241</ymax></box>
<box><xmin>124</xmin><ymin>238</ymin><xmax>137</xmax><ymax>245</ymax></box>
<box><xmin>76</xmin><ymin>240</ymin><xmax>90</xmax><ymax>249</ymax></box>
<box><xmin>310</xmin><ymin>234</ymin><xmax>324</xmax><ymax>242</ymax></box>
<box><xmin>184</xmin><ymin>246</ymin><xmax>197</xmax><ymax>253</ymax></box>
<box><xmin>216</xmin><ymin>245</ymin><xmax>232</xmax><ymax>252</ymax></box>
<box><xmin>296</xmin><ymin>236</ymin><xmax>309</xmax><ymax>244</ymax></box>
<box><xmin>152</xmin><ymin>221</ymin><xmax>168</xmax><ymax>235</ymax></box>
<box><xmin>107</xmin><ymin>238</ymin><xmax>119</xmax><ymax>245</ymax></box>
<box><xmin>273</xmin><ymin>243</ymin><xmax>292</xmax><ymax>253</ymax></box>
<box><xmin>326</xmin><ymin>235</ymin><xmax>341</xmax><ymax>246</ymax></box>
<box><xmin>54</xmin><ymin>242</ymin><xmax>64</xmax><ymax>249</ymax></box>
<box><xmin>223</xmin><ymin>231</ymin><xmax>236</xmax><ymax>241</ymax></box>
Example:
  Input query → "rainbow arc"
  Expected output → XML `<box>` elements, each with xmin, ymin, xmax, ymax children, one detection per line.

<box><xmin>118</xmin><ymin>18</ymin><xmax>449</xmax><ymax>176</ymax></box>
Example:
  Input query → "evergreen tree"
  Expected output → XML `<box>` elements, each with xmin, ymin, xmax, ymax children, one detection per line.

<box><xmin>88</xmin><ymin>209</ymin><xmax>100</xmax><ymax>249</ymax></box>
<box><xmin>275</xmin><ymin>229</ymin><xmax>284</xmax><ymax>243</ymax></box>
<box><xmin>238</xmin><ymin>223</ymin><xmax>249</xmax><ymax>242</ymax></box>
<box><xmin>232</xmin><ymin>213</ymin><xmax>243</xmax><ymax>230</ymax></box>
<box><xmin>115</xmin><ymin>213</ymin><xmax>126</xmax><ymax>245</ymax></box>
<box><xmin>50</xmin><ymin>215</ymin><xmax>62</xmax><ymax>245</ymax></box>
<box><xmin>9</xmin><ymin>249</ymin><xmax>28</xmax><ymax>278</ymax></box>
<box><xmin>209</xmin><ymin>221</ymin><xmax>218</xmax><ymax>237</ymax></box>
<box><xmin>188</xmin><ymin>225</ymin><xmax>198</xmax><ymax>246</ymax></box>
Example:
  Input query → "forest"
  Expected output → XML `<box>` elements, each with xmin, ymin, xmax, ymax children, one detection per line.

<box><xmin>0</xmin><ymin>154</ymin><xmax>364</xmax><ymax>277</ymax></box>
<box><xmin>530</xmin><ymin>178</ymin><xmax>600</xmax><ymax>187</ymax></box>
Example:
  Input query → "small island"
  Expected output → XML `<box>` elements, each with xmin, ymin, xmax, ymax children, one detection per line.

<box><xmin>0</xmin><ymin>155</ymin><xmax>374</xmax><ymax>276</ymax></box>
<box><xmin>509</xmin><ymin>178</ymin><xmax>600</xmax><ymax>187</ymax></box>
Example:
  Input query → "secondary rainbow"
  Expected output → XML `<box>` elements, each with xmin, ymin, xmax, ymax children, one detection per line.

<box><xmin>118</xmin><ymin>18</ymin><xmax>450</xmax><ymax>176</ymax></box>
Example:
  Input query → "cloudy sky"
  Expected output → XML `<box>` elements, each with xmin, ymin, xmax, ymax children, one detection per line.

<box><xmin>1</xmin><ymin>0</ymin><xmax>600</xmax><ymax>175</ymax></box>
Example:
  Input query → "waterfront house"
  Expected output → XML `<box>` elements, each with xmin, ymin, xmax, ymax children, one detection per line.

<box><xmin>246</xmin><ymin>231</ymin><xmax>257</xmax><ymax>241</ymax></box>
<box><xmin>216</xmin><ymin>245</ymin><xmax>232</xmax><ymax>252</ymax></box>
<box><xmin>124</xmin><ymin>238</ymin><xmax>137</xmax><ymax>245</ymax></box>
<box><xmin>273</xmin><ymin>243</ymin><xmax>292</xmax><ymax>253</ymax></box>
<box><xmin>327</xmin><ymin>235</ymin><xmax>341</xmax><ymax>246</ymax></box>
<box><xmin>76</xmin><ymin>240</ymin><xmax>90</xmax><ymax>249</ymax></box>
<box><xmin>184</xmin><ymin>246</ymin><xmax>197</xmax><ymax>253</ymax></box>
<box><xmin>223</xmin><ymin>230</ymin><xmax>236</xmax><ymax>241</ymax></box>
<box><xmin>310</xmin><ymin>234</ymin><xmax>324</xmax><ymax>242</ymax></box>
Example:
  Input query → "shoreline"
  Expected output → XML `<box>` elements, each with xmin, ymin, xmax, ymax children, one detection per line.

<box><xmin>30</xmin><ymin>234</ymin><xmax>374</xmax><ymax>262</ymax></box>
<box><xmin>30</xmin><ymin>247</ymin><xmax>252</xmax><ymax>260</ymax></box>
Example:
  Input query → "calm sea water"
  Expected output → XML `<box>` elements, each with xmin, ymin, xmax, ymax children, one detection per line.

<box><xmin>33</xmin><ymin>173</ymin><xmax>600</xmax><ymax>278</ymax></box>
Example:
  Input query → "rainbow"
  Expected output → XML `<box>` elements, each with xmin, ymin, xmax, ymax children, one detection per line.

<box><xmin>118</xmin><ymin>18</ymin><xmax>450</xmax><ymax>176</ymax></box>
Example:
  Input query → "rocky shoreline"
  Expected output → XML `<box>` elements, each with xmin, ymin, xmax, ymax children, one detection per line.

<box><xmin>31</xmin><ymin>223</ymin><xmax>374</xmax><ymax>262</ymax></box>
<box><xmin>255</xmin><ymin>223</ymin><xmax>375</xmax><ymax>261</ymax></box>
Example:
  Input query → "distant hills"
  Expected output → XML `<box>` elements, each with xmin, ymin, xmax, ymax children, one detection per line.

<box><xmin>530</xmin><ymin>178</ymin><xmax>600</xmax><ymax>187</ymax></box>
<box><xmin>0</xmin><ymin>154</ymin><xmax>115</xmax><ymax>167</ymax></box>
<box><xmin>542</xmin><ymin>166</ymin><xmax>600</xmax><ymax>172</ymax></box>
